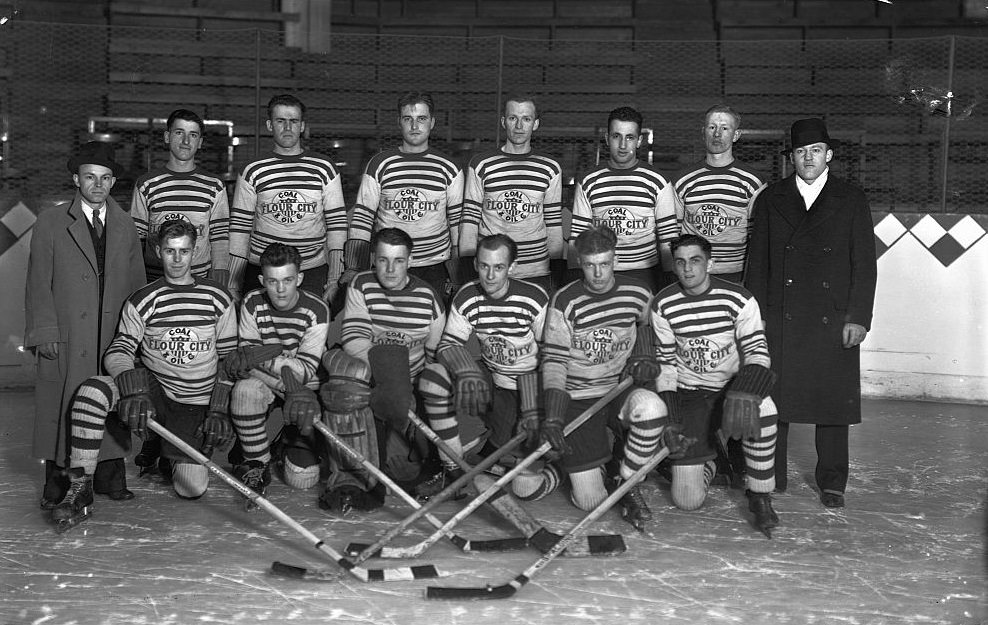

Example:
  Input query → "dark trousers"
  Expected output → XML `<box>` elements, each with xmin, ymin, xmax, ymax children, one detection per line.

<box><xmin>775</xmin><ymin>421</ymin><xmax>849</xmax><ymax>494</ymax></box>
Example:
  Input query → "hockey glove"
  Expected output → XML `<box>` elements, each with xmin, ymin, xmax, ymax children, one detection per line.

<box><xmin>198</xmin><ymin>380</ymin><xmax>234</xmax><ymax>451</ymax></box>
<box><xmin>438</xmin><ymin>346</ymin><xmax>491</xmax><ymax>417</ymax></box>
<box><xmin>661</xmin><ymin>423</ymin><xmax>695</xmax><ymax>460</ymax></box>
<box><xmin>516</xmin><ymin>372</ymin><xmax>542</xmax><ymax>448</ymax></box>
<box><xmin>622</xmin><ymin>328</ymin><xmax>660</xmax><ymax>387</ymax></box>
<box><xmin>222</xmin><ymin>344</ymin><xmax>283</xmax><ymax>381</ymax></box>
<box><xmin>116</xmin><ymin>368</ymin><xmax>155</xmax><ymax>438</ymax></box>
<box><xmin>541</xmin><ymin>388</ymin><xmax>573</xmax><ymax>460</ymax></box>
<box><xmin>722</xmin><ymin>365</ymin><xmax>776</xmax><ymax>440</ymax></box>
<box><xmin>281</xmin><ymin>366</ymin><xmax>322</xmax><ymax>436</ymax></box>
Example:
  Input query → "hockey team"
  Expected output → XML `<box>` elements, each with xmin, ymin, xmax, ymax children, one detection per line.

<box><xmin>27</xmin><ymin>92</ymin><xmax>877</xmax><ymax>543</ymax></box>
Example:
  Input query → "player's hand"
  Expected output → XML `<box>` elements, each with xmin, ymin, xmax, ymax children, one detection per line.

<box><xmin>115</xmin><ymin>369</ymin><xmax>154</xmax><ymax>438</ymax></box>
<box><xmin>518</xmin><ymin>409</ymin><xmax>541</xmax><ymax>448</ymax></box>
<box><xmin>622</xmin><ymin>356</ymin><xmax>660</xmax><ymax>387</ymax></box>
<box><xmin>721</xmin><ymin>391</ymin><xmax>761</xmax><ymax>440</ymax></box>
<box><xmin>197</xmin><ymin>412</ymin><xmax>234</xmax><ymax>451</ymax></box>
<box><xmin>323</xmin><ymin>282</ymin><xmax>339</xmax><ymax>307</ymax></box>
<box><xmin>540</xmin><ymin>417</ymin><xmax>571</xmax><ymax>460</ymax></box>
<box><xmin>37</xmin><ymin>342</ymin><xmax>59</xmax><ymax>360</ymax></box>
<box><xmin>283</xmin><ymin>386</ymin><xmax>322</xmax><ymax>436</ymax></box>
<box><xmin>661</xmin><ymin>423</ymin><xmax>695</xmax><ymax>460</ymax></box>
<box><xmin>338</xmin><ymin>269</ymin><xmax>359</xmax><ymax>288</ymax></box>
<box><xmin>842</xmin><ymin>322</ymin><xmax>867</xmax><ymax>348</ymax></box>
<box><xmin>541</xmin><ymin>388</ymin><xmax>572</xmax><ymax>459</ymax></box>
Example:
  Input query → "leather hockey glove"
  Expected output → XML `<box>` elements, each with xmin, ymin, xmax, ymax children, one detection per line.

<box><xmin>438</xmin><ymin>345</ymin><xmax>491</xmax><ymax>417</ymax></box>
<box><xmin>722</xmin><ymin>365</ymin><xmax>777</xmax><ymax>440</ymax></box>
<box><xmin>622</xmin><ymin>328</ymin><xmax>661</xmax><ymax>387</ymax></box>
<box><xmin>281</xmin><ymin>366</ymin><xmax>322</xmax><ymax>436</ymax></box>
<box><xmin>542</xmin><ymin>388</ymin><xmax>574</xmax><ymax>459</ymax></box>
<box><xmin>116</xmin><ymin>368</ymin><xmax>155</xmax><ymax>438</ymax></box>
<box><xmin>661</xmin><ymin>423</ymin><xmax>695</xmax><ymax>460</ymax></box>
<box><xmin>222</xmin><ymin>344</ymin><xmax>283</xmax><ymax>381</ymax></box>
<box><xmin>516</xmin><ymin>372</ymin><xmax>542</xmax><ymax>448</ymax></box>
<box><xmin>198</xmin><ymin>380</ymin><xmax>234</xmax><ymax>451</ymax></box>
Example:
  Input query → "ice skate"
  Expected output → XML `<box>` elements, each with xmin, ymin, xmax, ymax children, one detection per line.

<box><xmin>51</xmin><ymin>469</ymin><xmax>94</xmax><ymax>533</ymax></box>
<box><xmin>747</xmin><ymin>490</ymin><xmax>779</xmax><ymax>539</ymax></box>
<box><xmin>233</xmin><ymin>460</ymin><xmax>270</xmax><ymax>512</ymax></box>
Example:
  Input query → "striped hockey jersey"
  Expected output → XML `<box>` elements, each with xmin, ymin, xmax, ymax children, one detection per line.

<box><xmin>650</xmin><ymin>277</ymin><xmax>770</xmax><ymax>393</ymax></box>
<box><xmin>348</xmin><ymin>148</ymin><xmax>463</xmax><ymax>268</ymax></box>
<box><xmin>542</xmin><ymin>275</ymin><xmax>653</xmax><ymax>399</ymax></box>
<box><xmin>229</xmin><ymin>152</ymin><xmax>346</xmax><ymax>270</ymax></box>
<box><xmin>460</xmin><ymin>149</ymin><xmax>563</xmax><ymax>278</ymax></box>
<box><xmin>440</xmin><ymin>278</ymin><xmax>549</xmax><ymax>390</ymax></box>
<box><xmin>238</xmin><ymin>287</ymin><xmax>330</xmax><ymax>388</ymax></box>
<box><xmin>104</xmin><ymin>278</ymin><xmax>237</xmax><ymax>405</ymax></box>
<box><xmin>570</xmin><ymin>163</ymin><xmax>678</xmax><ymax>271</ymax></box>
<box><xmin>673</xmin><ymin>160</ymin><xmax>766</xmax><ymax>275</ymax></box>
<box><xmin>131</xmin><ymin>167</ymin><xmax>230</xmax><ymax>279</ymax></box>
<box><xmin>341</xmin><ymin>271</ymin><xmax>446</xmax><ymax>379</ymax></box>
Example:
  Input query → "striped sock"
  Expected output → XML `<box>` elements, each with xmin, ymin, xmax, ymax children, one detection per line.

<box><xmin>512</xmin><ymin>463</ymin><xmax>562</xmax><ymax>501</ymax></box>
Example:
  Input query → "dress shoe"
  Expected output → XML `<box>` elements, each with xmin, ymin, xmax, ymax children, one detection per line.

<box><xmin>101</xmin><ymin>488</ymin><xmax>135</xmax><ymax>501</ymax></box>
<box><xmin>821</xmin><ymin>492</ymin><xmax>845</xmax><ymax>508</ymax></box>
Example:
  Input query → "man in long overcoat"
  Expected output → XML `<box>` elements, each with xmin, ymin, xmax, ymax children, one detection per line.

<box><xmin>24</xmin><ymin>142</ymin><xmax>146</xmax><ymax>508</ymax></box>
<box><xmin>745</xmin><ymin>118</ymin><xmax>877</xmax><ymax>509</ymax></box>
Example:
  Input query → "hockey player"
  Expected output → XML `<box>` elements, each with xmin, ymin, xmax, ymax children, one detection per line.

<box><xmin>227</xmin><ymin>243</ymin><xmax>329</xmax><ymax>506</ymax></box>
<box><xmin>50</xmin><ymin>220</ymin><xmax>238</xmax><ymax>530</ymax></box>
<box><xmin>651</xmin><ymin>233</ymin><xmax>779</xmax><ymax>537</ymax></box>
<box><xmin>320</xmin><ymin>227</ymin><xmax>447</xmax><ymax>513</ymax></box>
<box><xmin>417</xmin><ymin>233</ymin><xmax>548</xmax><ymax>496</ymax></box>
<box><xmin>569</xmin><ymin>106</ymin><xmax>678</xmax><ymax>293</ymax></box>
<box><xmin>515</xmin><ymin>224</ymin><xmax>688</xmax><ymax>530</ymax></box>
<box><xmin>673</xmin><ymin>105</ymin><xmax>766</xmax><ymax>283</ymax></box>
<box><xmin>458</xmin><ymin>94</ymin><xmax>564</xmax><ymax>293</ymax></box>
<box><xmin>229</xmin><ymin>94</ymin><xmax>347</xmax><ymax>304</ymax></box>
<box><xmin>341</xmin><ymin>92</ymin><xmax>464</xmax><ymax>299</ymax></box>
<box><xmin>130</xmin><ymin>108</ymin><xmax>231</xmax><ymax>475</ymax></box>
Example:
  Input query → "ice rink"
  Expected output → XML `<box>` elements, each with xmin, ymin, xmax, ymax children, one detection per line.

<box><xmin>1</xmin><ymin>390</ymin><xmax>985</xmax><ymax>625</ymax></box>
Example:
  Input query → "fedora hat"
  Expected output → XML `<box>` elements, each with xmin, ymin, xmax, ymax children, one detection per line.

<box><xmin>66</xmin><ymin>141</ymin><xmax>125</xmax><ymax>177</ymax></box>
<box><xmin>788</xmin><ymin>118</ymin><xmax>835</xmax><ymax>151</ymax></box>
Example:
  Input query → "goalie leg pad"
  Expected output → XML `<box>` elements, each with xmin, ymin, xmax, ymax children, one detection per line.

<box><xmin>172</xmin><ymin>461</ymin><xmax>209</xmax><ymax>499</ymax></box>
<box><xmin>324</xmin><ymin>406</ymin><xmax>379</xmax><ymax>472</ymax></box>
<box><xmin>68</xmin><ymin>376</ymin><xmax>118</xmax><ymax>475</ymax></box>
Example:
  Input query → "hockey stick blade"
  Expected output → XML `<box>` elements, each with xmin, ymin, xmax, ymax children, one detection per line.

<box><xmin>526</xmin><ymin>527</ymin><xmax>626</xmax><ymax>558</ymax></box>
<box><xmin>271</xmin><ymin>560</ymin><xmax>443</xmax><ymax>582</ymax></box>
<box><xmin>425</xmin><ymin>446</ymin><xmax>670</xmax><ymax>600</ymax></box>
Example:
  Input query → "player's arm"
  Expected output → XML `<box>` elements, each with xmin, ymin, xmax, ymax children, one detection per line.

<box><xmin>568</xmin><ymin>179</ymin><xmax>593</xmax><ymax>268</ymax></box>
<box><xmin>539</xmin><ymin>297</ymin><xmax>574</xmax><ymax>455</ymax></box>
<box><xmin>103</xmin><ymin>300</ymin><xmax>146</xmax><ymax>377</ymax></box>
<box><xmin>277</xmin><ymin>302</ymin><xmax>330</xmax><ymax>385</ymax></box>
<box><xmin>544</xmin><ymin>167</ymin><xmax>565</xmax><ymax>259</ymax></box>
<box><xmin>227</xmin><ymin>171</ymin><xmax>256</xmax><ymax>298</ymax></box>
<box><xmin>654</xmin><ymin>180</ymin><xmax>678</xmax><ymax>271</ymax></box>
<box><xmin>458</xmin><ymin>161</ymin><xmax>483</xmax><ymax>258</ymax></box>
<box><xmin>322</xmin><ymin>170</ymin><xmax>347</xmax><ymax>299</ymax></box>
<box><xmin>424</xmin><ymin>300</ymin><xmax>447</xmax><ymax>365</ymax></box>
<box><xmin>446</xmin><ymin>167</ymin><xmax>465</xmax><ymax>254</ymax></box>
<box><xmin>339</xmin><ymin>279</ymin><xmax>373</xmax><ymax>362</ymax></box>
<box><xmin>341</xmin><ymin>169</ymin><xmax>381</xmax><ymax>285</ymax></box>
<box><xmin>436</xmin><ymin>295</ymin><xmax>473</xmax><ymax>352</ymax></box>
<box><xmin>736</xmin><ymin>295</ymin><xmax>771</xmax><ymax>370</ymax></box>
<box><xmin>207</xmin><ymin>185</ymin><xmax>231</xmax><ymax>282</ymax></box>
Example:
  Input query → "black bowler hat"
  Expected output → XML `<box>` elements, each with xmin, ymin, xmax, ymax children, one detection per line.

<box><xmin>66</xmin><ymin>141</ymin><xmax>125</xmax><ymax>177</ymax></box>
<box><xmin>788</xmin><ymin>118</ymin><xmax>835</xmax><ymax>151</ymax></box>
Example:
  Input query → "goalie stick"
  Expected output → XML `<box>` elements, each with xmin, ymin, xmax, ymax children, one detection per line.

<box><xmin>424</xmin><ymin>445</ymin><xmax>671</xmax><ymax>600</ymax></box>
<box><xmin>350</xmin><ymin>378</ymin><xmax>634</xmax><ymax>563</ymax></box>
<box><xmin>145</xmin><ymin>418</ymin><xmax>444</xmax><ymax>583</ymax></box>
<box><xmin>398</xmin><ymin>409</ymin><xmax>626</xmax><ymax>558</ymax></box>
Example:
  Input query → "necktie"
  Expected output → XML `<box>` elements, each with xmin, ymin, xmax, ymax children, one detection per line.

<box><xmin>93</xmin><ymin>207</ymin><xmax>104</xmax><ymax>239</ymax></box>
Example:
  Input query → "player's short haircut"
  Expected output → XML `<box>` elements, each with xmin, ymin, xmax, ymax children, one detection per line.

<box><xmin>703</xmin><ymin>104</ymin><xmax>741</xmax><ymax>129</ymax></box>
<box><xmin>607</xmin><ymin>106</ymin><xmax>643</xmax><ymax>132</ymax></box>
<box><xmin>166</xmin><ymin>109</ymin><xmax>205</xmax><ymax>134</ymax></box>
<box><xmin>372</xmin><ymin>227</ymin><xmax>414</xmax><ymax>254</ymax></box>
<box><xmin>671</xmin><ymin>233</ymin><xmax>713</xmax><ymax>260</ymax></box>
<box><xmin>503</xmin><ymin>92</ymin><xmax>540</xmax><ymax>119</ymax></box>
<box><xmin>267</xmin><ymin>94</ymin><xmax>306</xmax><ymax>120</ymax></box>
<box><xmin>574</xmin><ymin>224</ymin><xmax>618</xmax><ymax>257</ymax></box>
<box><xmin>156</xmin><ymin>218</ymin><xmax>197</xmax><ymax>246</ymax></box>
<box><xmin>259</xmin><ymin>242</ymin><xmax>302</xmax><ymax>271</ymax></box>
<box><xmin>397</xmin><ymin>91</ymin><xmax>435</xmax><ymax>117</ymax></box>
<box><xmin>477</xmin><ymin>233</ymin><xmax>518</xmax><ymax>264</ymax></box>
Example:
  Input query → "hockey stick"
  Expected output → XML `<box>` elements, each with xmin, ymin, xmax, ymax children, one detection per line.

<box><xmin>399</xmin><ymin>409</ymin><xmax>626</xmax><ymax>558</ymax></box>
<box><xmin>425</xmin><ymin>445</ymin><xmax>671</xmax><ymax>600</ymax></box>
<box><xmin>351</xmin><ymin>378</ymin><xmax>634</xmax><ymax>563</ymax></box>
<box><xmin>145</xmin><ymin>418</ymin><xmax>444</xmax><ymax>582</ymax></box>
<box><xmin>311</xmin><ymin>419</ymin><xmax>528</xmax><ymax>553</ymax></box>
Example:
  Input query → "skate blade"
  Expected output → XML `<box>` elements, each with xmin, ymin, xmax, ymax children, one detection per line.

<box><xmin>756</xmin><ymin>525</ymin><xmax>773</xmax><ymax>539</ymax></box>
<box><xmin>54</xmin><ymin>508</ymin><xmax>92</xmax><ymax>534</ymax></box>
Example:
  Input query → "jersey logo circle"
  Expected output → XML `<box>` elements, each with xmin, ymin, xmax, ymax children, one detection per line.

<box><xmin>595</xmin><ymin>207</ymin><xmax>648</xmax><ymax>236</ymax></box>
<box><xmin>679</xmin><ymin>336</ymin><xmax>733</xmax><ymax>374</ymax></box>
<box><xmin>391</xmin><ymin>188</ymin><xmax>430</xmax><ymax>222</ymax></box>
<box><xmin>688</xmin><ymin>204</ymin><xmax>730</xmax><ymax>238</ymax></box>
<box><xmin>489</xmin><ymin>190</ymin><xmax>537</xmax><ymax>223</ymax></box>
<box><xmin>260</xmin><ymin>190</ymin><xmax>317</xmax><ymax>225</ymax></box>
<box><xmin>152</xmin><ymin>328</ymin><xmax>209</xmax><ymax>366</ymax></box>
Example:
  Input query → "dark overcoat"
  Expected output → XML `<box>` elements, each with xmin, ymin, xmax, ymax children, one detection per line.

<box><xmin>24</xmin><ymin>193</ymin><xmax>146</xmax><ymax>461</ymax></box>
<box><xmin>745</xmin><ymin>173</ymin><xmax>877</xmax><ymax>425</ymax></box>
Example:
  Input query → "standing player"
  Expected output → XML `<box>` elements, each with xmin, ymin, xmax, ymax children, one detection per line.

<box><xmin>227</xmin><ymin>243</ymin><xmax>329</xmax><ymax>504</ymax></box>
<box><xmin>515</xmin><ymin>224</ymin><xmax>687</xmax><ymax>531</ymax></box>
<box><xmin>651</xmin><ymin>234</ymin><xmax>779</xmax><ymax>536</ymax></box>
<box><xmin>674</xmin><ymin>104</ymin><xmax>766</xmax><ymax>283</ymax></box>
<box><xmin>569</xmin><ymin>106</ymin><xmax>678</xmax><ymax>293</ymax></box>
<box><xmin>25</xmin><ymin>142</ymin><xmax>145</xmax><ymax>509</ymax></box>
<box><xmin>458</xmin><ymin>94</ymin><xmax>563</xmax><ymax>293</ymax></box>
<box><xmin>320</xmin><ymin>227</ymin><xmax>447</xmax><ymax>513</ymax></box>
<box><xmin>341</xmin><ymin>92</ymin><xmax>464</xmax><ymax>299</ymax></box>
<box><xmin>50</xmin><ymin>220</ymin><xmax>238</xmax><ymax>529</ymax></box>
<box><xmin>131</xmin><ymin>108</ymin><xmax>231</xmax><ymax>474</ymax></box>
<box><xmin>417</xmin><ymin>233</ymin><xmax>548</xmax><ymax>496</ymax></box>
<box><xmin>229</xmin><ymin>94</ymin><xmax>347</xmax><ymax>304</ymax></box>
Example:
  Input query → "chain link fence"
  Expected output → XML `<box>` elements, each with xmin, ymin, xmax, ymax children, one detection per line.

<box><xmin>1</xmin><ymin>20</ymin><xmax>985</xmax><ymax>212</ymax></box>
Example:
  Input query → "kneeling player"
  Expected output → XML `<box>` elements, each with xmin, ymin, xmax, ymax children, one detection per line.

<box><xmin>227</xmin><ymin>243</ymin><xmax>329</xmax><ymax>505</ymax></box>
<box><xmin>651</xmin><ymin>233</ymin><xmax>779</xmax><ymax>536</ymax></box>
<box><xmin>319</xmin><ymin>227</ymin><xmax>446</xmax><ymax>514</ymax></box>
<box><xmin>512</xmin><ymin>225</ymin><xmax>687</xmax><ymax>531</ymax></box>
<box><xmin>417</xmin><ymin>233</ymin><xmax>548</xmax><ymax>497</ymax></box>
<box><xmin>51</xmin><ymin>220</ymin><xmax>238</xmax><ymax>528</ymax></box>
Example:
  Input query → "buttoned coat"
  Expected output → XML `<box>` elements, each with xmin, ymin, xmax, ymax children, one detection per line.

<box><xmin>24</xmin><ymin>193</ymin><xmax>146</xmax><ymax>461</ymax></box>
<box><xmin>745</xmin><ymin>173</ymin><xmax>877</xmax><ymax>425</ymax></box>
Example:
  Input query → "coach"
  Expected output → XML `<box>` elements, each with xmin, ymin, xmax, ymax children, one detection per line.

<box><xmin>745</xmin><ymin>118</ymin><xmax>877</xmax><ymax>509</ymax></box>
